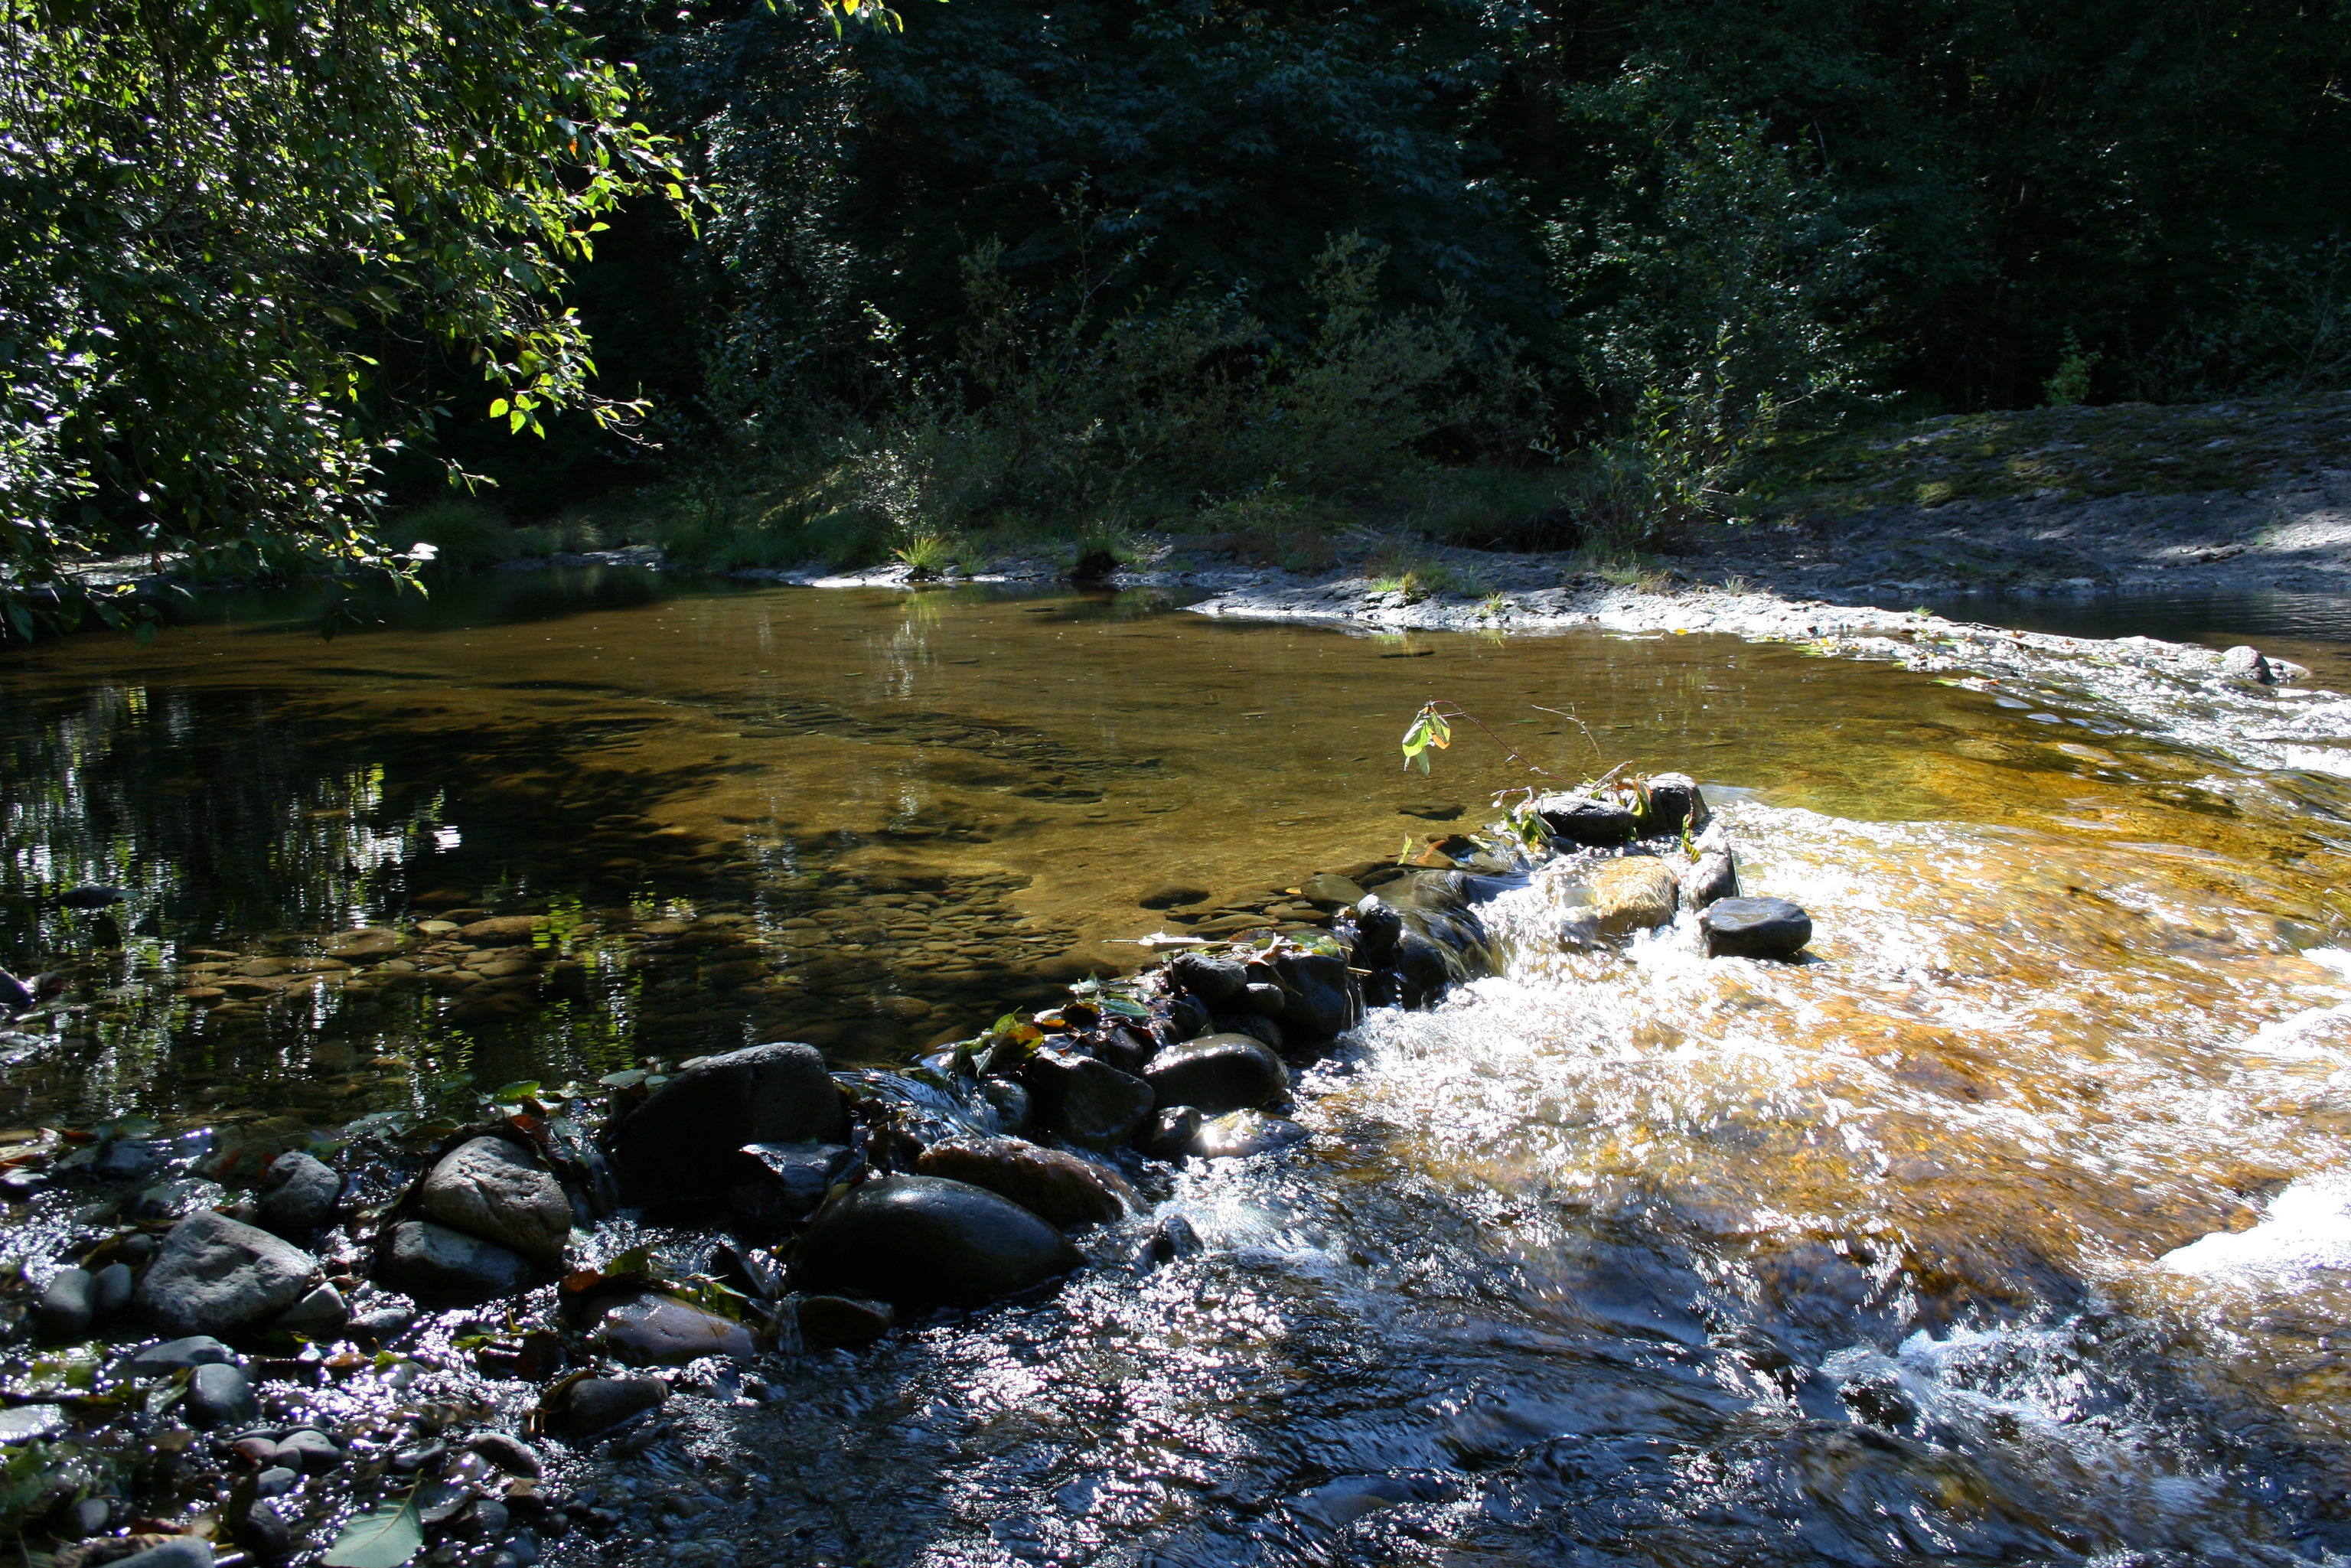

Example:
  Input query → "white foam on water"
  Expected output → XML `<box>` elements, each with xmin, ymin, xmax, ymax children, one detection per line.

<box><xmin>2279</xmin><ymin>745</ymin><xmax>2351</xmax><ymax>777</ymax></box>
<box><xmin>2160</xmin><ymin>1170</ymin><xmax>2351</xmax><ymax>1283</ymax></box>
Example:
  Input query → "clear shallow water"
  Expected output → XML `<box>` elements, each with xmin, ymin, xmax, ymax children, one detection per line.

<box><xmin>10</xmin><ymin>575</ymin><xmax>2351</xmax><ymax>1563</ymax></box>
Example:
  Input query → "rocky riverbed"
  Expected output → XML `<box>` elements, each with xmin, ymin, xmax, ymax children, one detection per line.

<box><xmin>0</xmin><ymin>770</ymin><xmax>1810</xmax><ymax>1567</ymax></box>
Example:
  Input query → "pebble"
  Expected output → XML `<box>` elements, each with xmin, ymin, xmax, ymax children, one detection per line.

<box><xmin>253</xmin><ymin>1465</ymin><xmax>300</xmax><ymax>1498</ymax></box>
<box><xmin>187</xmin><ymin>1361</ymin><xmax>259</xmax><ymax>1427</ymax></box>
<box><xmin>279</xmin><ymin>1428</ymin><xmax>344</xmax><ymax>1472</ymax></box>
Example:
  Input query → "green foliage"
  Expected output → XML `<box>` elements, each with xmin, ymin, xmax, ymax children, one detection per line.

<box><xmin>381</xmin><ymin>500</ymin><xmax>517</xmax><ymax>574</ymax></box>
<box><xmin>2044</xmin><ymin>332</ymin><xmax>2102</xmax><ymax>408</ymax></box>
<box><xmin>0</xmin><ymin>0</ymin><xmax>685</xmax><ymax>631</ymax></box>
<box><xmin>2127</xmin><ymin>236</ymin><xmax>2351</xmax><ymax>402</ymax></box>
<box><xmin>1400</xmin><ymin>703</ymin><xmax>1453</xmax><ymax>774</ymax></box>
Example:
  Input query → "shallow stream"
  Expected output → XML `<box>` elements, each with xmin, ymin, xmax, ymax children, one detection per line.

<box><xmin>9</xmin><ymin>573</ymin><xmax>2351</xmax><ymax>1564</ymax></box>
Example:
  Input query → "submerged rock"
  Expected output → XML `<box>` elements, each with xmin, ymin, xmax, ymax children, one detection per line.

<box><xmin>788</xmin><ymin>1174</ymin><xmax>1084</xmax><ymax>1309</ymax></box>
<box><xmin>595</xmin><ymin>1293</ymin><xmax>756</xmax><ymax>1366</ymax></box>
<box><xmin>1700</xmin><ymin>896</ymin><xmax>1814</xmax><ymax>960</ymax></box>
<box><xmin>915</xmin><ymin>1136</ymin><xmax>1133</xmax><ymax>1229</ymax></box>
<box><xmin>1300</xmin><ymin>872</ymin><xmax>1368</xmax><ymax>908</ymax></box>
<box><xmin>136</xmin><ymin>1212</ymin><xmax>318</xmax><ymax>1338</ymax></box>
<box><xmin>612</xmin><ymin>1042</ymin><xmax>849</xmax><ymax>1204</ymax></box>
<box><xmin>1531</xmin><ymin>794</ymin><xmax>1635</xmax><ymax>846</ymax></box>
<box><xmin>1193</xmin><ymin>1110</ymin><xmax>1310</xmax><ymax>1159</ymax></box>
<box><xmin>419</xmin><ymin>1136</ymin><xmax>571</xmax><ymax>1263</ymax></box>
<box><xmin>1138</xmin><ymin>1106</ymin><xmax>1204</xmax><ymax>1160</ymax></box>
<box><xmin>1560</xmin><ymin>858</ymin><xmax>1679</xmax><ymax>943</ymax></box>
<box><xmin>1145</xmin><ymin>1034</ymin><xmax>1288</xmax><ymax>1116</ymax></box>
<box><xmin>1024</xmin><ymin>1049</ymin><xmax>1153</xmax><ymax>1151</ymax></box>
<box><xmin>797</xmin><ymin>1294</ymin><xmax>895</xmax><ymax>1349</ymax></box>
<box><xmin>1682</xmin><ymin>850</ymin><xmax>1739</xmax><ymax>911</ymax></box>
<box><xmin>378</xmin><ymin>1219</ymin><xmax>533</xmax><ymax>1306</ymax></box>
<box><xmin>543</xmin><ymin>1376</ymin><xmax>667</xmax><ymax>1442</ymax></box>
<box><xmin>254</xmin><ymin>1150</ymin><xmax>342</xmax><ymax>1240</ymax></box>
<box><xmin>58</xmin><ymin>885</ymin><xmax>127</xmax><ymax>910</ymax></box>
<box><xmin>0</xmin><ymin>970</ymin><xmax>30</xmax><ymax>1012</ymax></box>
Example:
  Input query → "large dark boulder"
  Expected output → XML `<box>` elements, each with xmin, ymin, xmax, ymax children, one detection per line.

<box><xmin>1531</xmin><ymin>794</ymin><xmax>1635</xmax><ymax>846</ymax></box>
<box><xmin>611</xmin><ymin>1042</ymin><xmax>848</xmax><ymax>1204</ymax></box>
<box><xmin>1641</xmin><ymin>773</ymin><xmax>1710</xmax><ymax>837</ymax></box>
<box><xmin>1349</xmin><ymin>896</ymin><xmax>1404</xmax><ymax>963</ymax></box>
<box><xmin>1022</xmin><ymin>1050</ymin><xmax>1153</xmax><ymax>1151</ymax></box>
<box><xmin>788</xmin><ymin>1175</ymin><xmax>1083</xmax><ymax>1309</ymax></box>
<box><xmin>1145</xmin><ymin>1035</ymin><xmax>1288</xmax><ymax>1116</ymax></box>
<box><xmin>915</xmin><ymin>1137</ymin><xmax>1133</xmax><ymax>1230</ymax></box>
<box><xmin>1169</xmin><ymin>951</ymin><xmax>1247</xmax><ymax>1004</ymax></box>
<box><xmin>1273</xmin><ymin>949</ymin><xmax>1358</xmax><ymax>1038</ymax></box>
<box><xmin>1700</xmin><ymin>897</ymin><xmax>1813</xmax><ymax>960</ymax></box>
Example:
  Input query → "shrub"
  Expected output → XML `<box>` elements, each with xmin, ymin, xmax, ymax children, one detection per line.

<box><xmin>381</xmin><ymin>497</ymin><xmax>517</xmax><ymax>572</ymax></box>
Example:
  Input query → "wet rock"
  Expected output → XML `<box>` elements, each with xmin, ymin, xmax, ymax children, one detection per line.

<box><xmin>0</xmin><ymin>1404</ymin><xmax>65</xmax><ymax>1442</ymax></box>
<box><xmin>1211</xmin><ymin>1010</ymin><xmax>1284</xmax><ymax>1051</ymax></box>
<box><xmin>1169</xmin><ymin>951</ymin><xmax>1247</xmax><ymax>1004</ymax></box>
<box><xmin>1023</xmin><ymin>1049</ymin><xmax>1153</xmax><ymax>1151</ymax></box>
<box><xmin>1299</xmin><ymin>872</ymin><xmax>1369</xmax><ymax>907</ymax></box>
<box><xmin>1138</xmin><ymin>1106</ymin><xmax>1203</xmax><ymax>1160</ymax></box>
<box><xmin>1391</xmin><ymin>930</ymin><xmax>1450</xmax><ymax>997</ymax></box>
<box><xmin>1641</xmin><ymin>773</ymin><xmax>1710</xmax><ymax>837</ymax></box>
<box><xmin>1168</xmin><ymin>994</ymin><xmax>1211</xmax><ymax>1040</ymax></box>
<box><xmin>1561</xmin><ymin>858</ymin><xmax>1679</xmax><ymax>942</ymax></box>
<box><xmin>254</xmin><ymin>1151</ymin><xmax>342</xmax><ymax>1240</ymax></box>
<box><xmin>253</xmin><ymin>1466</ymin><xmax>299</xmax><ymax>1499</ymax></box>
<box><xmin>1237</xmin><ymin>981</ymin><xmax>1286</xmax><ymax>1016</ymax></box>
<box><xmin>789</xmin><ymin>1174</ymin><xmax>1084</xmax><ymax>1309</ymax></box>
<box><xmin>1700</xmin><ymin>896</ymin><xmax>1814</xmax><ymax>960</ymax></box>
<box><xmin>58</xmin><ymin>885</ymin><xmax>127</xmax><ymax>910</ymax></box>
<box><xmin>187</xmin><ymin>1361</ymin><xmax>259</xmax><ymax>1427</ymax></box>
<box><xmin>1145</xmin><ymin>1034</ymin><xmax>1288</xmax><ymax>1116</ymax></box>
<box><xmin>544</xmin><ymin>1377</ymin><xmax>666</xmax><ymax>1443</ymax></box>
<box><xmin>980</xmin><ymin>1080</ymin><xmax>1032</xmax><ymax>1135</ymax></box>
<box><xmin>594</xmin><ymin>1294</ymin><xmax>756</xmax><ymax>1366</ymax></box>
<box><xmin>378</xmin><ymin>1220</ymin><xmax>533</xmax><ymax>1306</ymax></box>
<box><xmin>92</xmin><ymin>1260</ymin><xmax>134</xmax><ymax>1319</ymax></box>
<box><xmin>1349</xmin><ymin>895</ymin><xmax>1404</xmax><ymax>963</ymax></box>
<box><xmin>128</xmin><ymin>1335</ymin><xmax>236</xmax><ymax>1374</ymax></box>
<box><xmin>1273</xmin><ymin>948</ymin><xmax>1358</xmax><ymax>1038</ymax></box>
<box><xmin>325</xmin><ymin>927</ymin><xmax>400</xmax><ymax>960</ymax></box>
<box><xmin>611</xmin><ymin>1041</ymin><xmax>849</xmax><ymax>1205</ymax></box>
<box><xmin>1682</xmin><ymin>850</ymin><xmax>1740</xmax><ymax>911</ymax></box>
<box><xmin>111</xmin><ymin>1540</ymin><xmax>216</xmax><ymax>1568</ymax></box>
<box><xmin>1142</xmin><ymin>1211</ymin><xmax>1204</xmax><ymax>1266</ymax></box>
<box><xmin>37</xmin><ymin>1267</ymin><xmax>93</xmax><ymax>1341</ymax></box>
<box><xmin>1194</xmin><ymin>1110</ymin><xmax>1309</xmax><ymax>1159</ymax></box>
<box><xmin>1138</xmin><ymin>885</ymin><xmax>1210</xmax><ymax>911</ymax></box>
<box><xmin>915</xmin><ymin>1137</ymin><xmax>1133</xmax><ymax>1229</ymax></box>
<box><xmin>0</xmin><ymin>970</ymin><xmax>29</xmax><ymax>1012</ymax></box>
<box><xmin>2222</xmin><ymin>644</ymin><xmax>2275</xmax><ymax>684</ymax></box>
<box><xmin>239</xmin><ymin>1497</ymin><xmax>295</xmax><ymax>1558</ymax></box>
<box><xmin>279</xmin><ymin>1429</ymin><xmax>344</xmax><ymax>1472</ymax></box>
<box><xmin>420</xmin><ymin>1136</ymin><xmax>571</xmax><ymax>1264</ymax></box>
<box><xmin>93</xmin><ymin>1139</ymin><xmax>161</xmax><ymax>1182</ymax></box>
<box><xmin>797</xmin><ymin>1294</ymin><xmax>895</xmax><ymax>1349</ymax></box>
<box><xmin>1531</xmin><ymin>794</ymin><xmax>1635</xmax><ymax>846</ymax></box>
<box><xmin>468</xmin><ymin>1433</ymin><xmax>544</xmax><ymax>1478</ymax></box>
<box><xmin>729</xmin><ymin>1142</ymin><xmax>856</xmax><ymax>1231</ymax></box>
<box><xmin>348</xmin><ymin>1301</ymin><xmax>416</xmax><ymax>1342</ymax></box>
<box><xmin>136</xmin><ymin>1211</ymin><xmax>319</xmax><ymax>1337</ymax></box>
<box><xmin>276</xmin><ymin>1283</ymin><xmax>347</xmax><ymax>1335</ymax></box>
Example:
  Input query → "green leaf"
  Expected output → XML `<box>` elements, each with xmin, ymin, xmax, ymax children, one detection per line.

<box><xmin>487</xmin><ymin>398</ymin><xmax>510</xmax><ymax>417</ymax></box>
<box><xmin>323</xmin><ymin>1488</ymin><xmax>423</xmax><ymax>1568</ymax></box>
<box><xmin>487</xmin><ymin>1080</ymin><xmax>541</xmax><ymax>1103</ymax></box>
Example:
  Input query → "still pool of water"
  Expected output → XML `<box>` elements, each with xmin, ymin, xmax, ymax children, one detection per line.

<box><xmin>10</xmin><ymin>573</ymin><xmax>2351</xmax><ymax>1563</ymax></box>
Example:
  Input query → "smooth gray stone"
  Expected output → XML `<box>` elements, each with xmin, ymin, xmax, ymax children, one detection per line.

<box><xmin>253</xmin><ymin>1465</ymin><xmax>300</xmax><ymax>1498</ymax></box>
<box><xmin>419</xmin><ymin>1137</ymin><xmax>570</xmax><ymax>1263</ymax></box>
<box><xmin>276</xmin><ymin>1282</ymin><xmax>347</xmax><ymax>1334</ymax></box>
<box><xmin>377</xmin><ymin>1220</ymin><xmax>531</xmax><ymax>1306</ymax></box>
<box><xmin>1144</xmin><ymin>1034</ymin><xmax>1288</xmax><ymax>1116</ymax></box>
<box><xmin>466</xmin><ymin>1431</ymin><xmax>543</xmax><ymax>1478</ymax></box>
<box><xmin>254</xmin><ymin>1151</ymin><xmax>342</xmax><ymax>1239</ymax></box>
<box><xmin>37</xmin><ymin>1266</ymin><xmax>94</xmax><ymax>1341</ymax></box>
<box><xmin>128</xmin><ymin>1335</ymin><xmax>236</xmax><ymax>1374</ymax></box>
<box><xmin>239</xmin><ymin>1498</ymin><xmax>293</xmax><ymax>1559</ymax></box>
<box><xmin>187</xmin><ymin>1361</ymin><xmax>259</xmax><ymax>1428</ymax></box>
<box><xmin>91</xmin><ymin>1260</ymin><xmax>134</xmax><ymax>1319</ymax></box>
<box><xmin>93</xmin><ymin>1139</ymin><xmax>161</xmax><ymax>1182</ymax></box>
<box><xmin>135</xmin><ymin>1211</ymin><xmax>318</xmax><ymax>1338</ymax></box>
<box><xmin>1700</xmin><ymin>896</ymin><xmax>1814</xmax><ymax>960</ymax></box>
<box><xmin>789</xmin><ymin>1173</ymin><xmax>1081</xmax><ymax>1309</ymax></box>
<box><xmin>279</xmin><ymin>1427</ymin><xmax>344</xmax><ymax>1472</ymax></box>
<box><xmin>109</xmin><ymin>1540</ymin><xmax>215</xmax><ymax>1568</ymax></box>
<box><xmin>0</xmin><ymin>1404</ymin><xmax>67</xmax><ymax>1443</ymax></box>
<box><xmin>611</xmin><ymin>1042</ymin><xmax>848</xmax><ymax>1204</ymax></box>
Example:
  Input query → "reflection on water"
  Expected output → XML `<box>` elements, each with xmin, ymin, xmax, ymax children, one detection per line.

<box><xmin>10</xmin><ymin>575</ymin><xmax>2351</xmax><ymax>1561</ymax></box>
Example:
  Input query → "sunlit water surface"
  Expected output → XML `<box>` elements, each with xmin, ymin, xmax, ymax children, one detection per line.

<box><xmin>8</xmin><ymin>573</ymin><xmax>2351</xmax><ymax>1563</ymax></box>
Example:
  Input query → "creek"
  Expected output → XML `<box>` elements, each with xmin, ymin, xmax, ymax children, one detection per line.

<box><xmin>6</xmin><ymin>570</ymin><xmax>2351</xmax><ymax>1566</ymax></box>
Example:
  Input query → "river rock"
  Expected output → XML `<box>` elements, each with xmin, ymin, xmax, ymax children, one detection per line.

<box><xmin>1642</xmin><ymin>773</ymin><xmax>1710</xmax><ymax>836</ymax></box>
<box><xmin>1138</xmin><ymin>1106</ymin><xmax>1203</xmax><ymax>1160</ymax></box>
<box><xmin>1299</xmin><ymin>873</ymin><xmax>1368</xmax><ymax>908</ymax></box>
<box><xmin>980</xmin><ymin>1080</ymin><xmax>1032</xmax><ymax>1135</ymax></box>
<box><xmin>378</xmin><ymin>1220</ymin><xmax>533</xmax><ymax>1305</ymax></box>
<box><xmin>1211</xmin><ymin>1010</ymin><xmax>1283</xmax><ymax>1051</ymax></box>
<box><xmin>325</xmin><ymin>927</ymin><xmax>400</xmax><ymax>960</ymax></box>
<box><xmin>1193</xmin><ymin>1110</ymin><xmax>1310</xmax><ymax>1159</ymax></box>
<box><xmin>254</xmin><ymin>1151</ymin><xmax>342</xmax><ymax>1240</ymax></box>
<box><xmin>187</xmin><ymin>1361</ymin><xmax>259</xmax><ymax>1427</ymax></box>
<box><xmin>1168</xmin><ymin>994</ymin><xmax>1211</xmax><ymax>1039</ymax></box>
<box><xmin>729</xmin><ymin>1142</ymin><xmax>856</xmax><ymax>1231</ymax></box>
<box><xmin>1531</xmin><ymin>794</ymin><xmax>1635</xmax><ymax>846</ymax></box>
<box><xmin>37</xmin><ymin>1268</ymin><xmax>93</xmax><ymax>1341</ymax></box>
<box><xmin>1392</xmin><ymin>929</ymin><xmax>1450</xmax><ymax>997</ymax></box>
<box><xmin>1237</xmin><ymin>981</ymin><xmax>1286</xmax><ymax>1016</ymax></box>
<box><xmin>544</xmin><ymin>1377</ymin><xmax>666</xmax><ymax>1442</ymax></box>
<box><xmin>276</xmin><ymin>1282</ymin><xmax>347</xmax><ymax>1334</ymax></box>
<box><xmin>1137</xmin><ymin>885</ymin><xmax>1210</xmax><ymax>910</ymax></box>
<box><xmin>137</xmin><ymin>1211</ymin><xmax>318</xmax><ymax>1338</ymax></box>
<box><xmin>1570</xmin><ymin>858</ymin><xmax>1680</xmax><ymax>940</ymax></box>
<box><xmin>1145</xmin><ymin>1034</ymin><xmax>1288</xmax><ymax>1116</ymax></box>
<box><xmin>467</xmin><ymin>1433</ymin><xmax>544</xmax><ymax>1478</ymax></box>
<box><xmin>1169</xmin><ymin>951</ymin><xmax>1247</xmax><ymax>1004</ymax></box>
<box><xmin>113</xmin><ymin>1539</ymin><xmax>217</xmax><ymax>1568</ymax></box>
<box><xmin>611</xmin><ymin>1042</ymin><xmax>848</xmax><ymax>1204</ymax></box>
<box><xmin>0</xmin><ymin>970</ymin><xmax>30</xmax><ymax>1011</ymax></box>
<box><xmin>1682</xmin><ymin>849</ymin><xmax>1739</xmax><ymax>911</ymax></box>
<box><xmin>59</xmin><ymin>885</ymin><xmax>127</xmax><ymax>910</ymax></box>
<box><xmin>797</xmin><ymin>1294</ymin><xmax>895</xmax><ymax>1349</ymax></box>
<box><xmin>239</xmin><ymin>1498</ymin><xmax>295</xmax><ymax>1558</ymax></box>
<box><xmin>1023</xmin><ymin>1049</ymin><xmax>1153</xmax><ymax>1150</ymax></box>
<box><xmin>420</xmin><ymin>1137</ymin><xmax>571</xmax><ymax>1263</ymax></box>
<box><xmin>595</xmin><ymin>1293</ymin><xmax>756</xmax><ymax>1366</ymax></box>
<box><xmin>279</xmin><ymin>1428</ymin><xmax>344</xmax><ymax>1472</ymax></box>
<box><xmin>2222</xmin><ymin>644</ymin><xmax>2274</xmax><ymax>683</ymax></box>
<box><xmin>128</xmin><ymin>1335</ymin><xmax>236</xmax><ymax>1374</ymax></box>
<box><xmin>1273</xmin><ymin>948</ymin><xmax>1357</xmax><ymax>1037</ymax></box>
<box><xmin>1700</xmin><ymin>896</ymin><xmax>1814</xmax><ymax>960</ymax></box>
<box><xmin>788</xmin><ymin>1174</ymin><xmax>1084</xmax><ymax>1309</ymax></box>
<box><xmin>1349</xmin><ymin>895</ymin><xmax>1404</xmax><ymax>963</ymax></box>
<box><xmin>915</xmin><ymin>1137</ymin><xmax>1133</xmax><ymax>1229</ymax></box>
<box><xmin>92</xmin><ymin>1260</ymin><xmax>134</xmax><ymax>1319</ymax></box>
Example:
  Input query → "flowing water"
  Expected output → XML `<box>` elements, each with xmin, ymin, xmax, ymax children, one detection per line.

<box><xmin>9</xmin><ymin>573</ymin><xmax>2351</xmax><ymax>1564</ymax></box>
